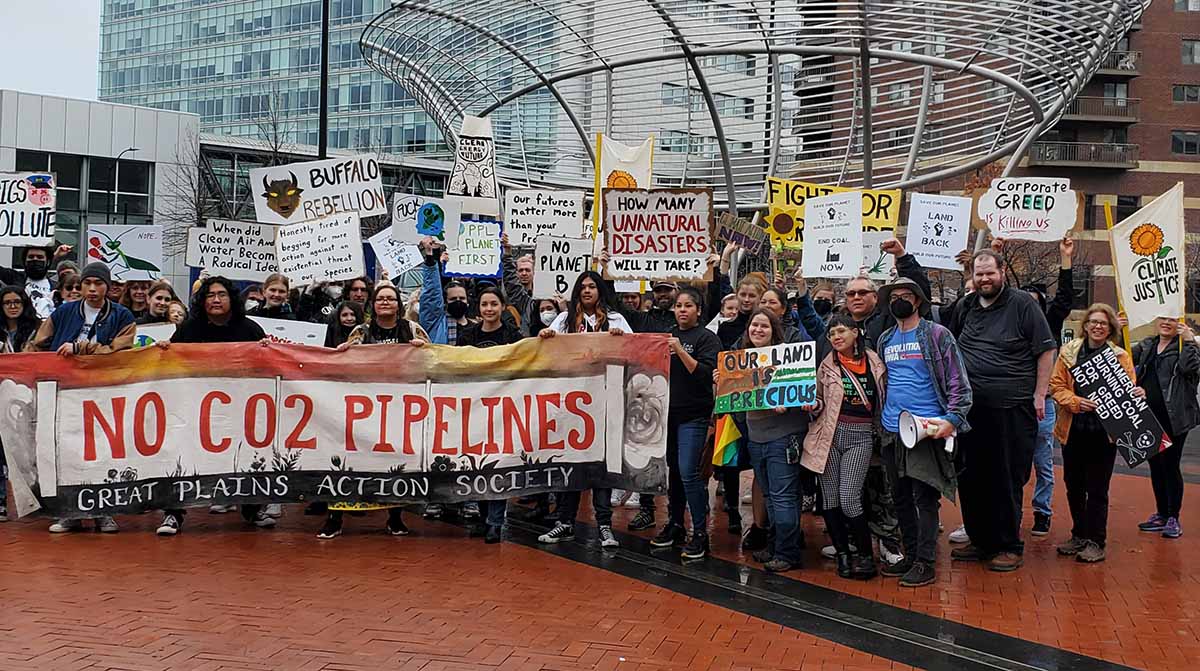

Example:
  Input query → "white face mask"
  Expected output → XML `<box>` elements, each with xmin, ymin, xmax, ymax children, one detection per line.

<box><xmin>540</xmin><ymin>310</ymin><xmax>558</xmax><ymax>326</ymax></box>
<box><xmin>245</xmin><ymin>300</ymin><xmax>260</xmax><ymax>312</ymax></box>
<box><xmin>324</xmin><ymin>285</ymin><xmax>342</xmax><ymax>299</ymax></box>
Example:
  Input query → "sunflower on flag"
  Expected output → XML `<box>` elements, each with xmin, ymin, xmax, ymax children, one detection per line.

<box><xmin>1109</xmin><ymin>182</ymin><xmax>1186</xmax><ymax>329</ymax></box>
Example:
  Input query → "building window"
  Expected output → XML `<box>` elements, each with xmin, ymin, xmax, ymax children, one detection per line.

<box><xmin>1173</xmin><ymin>84</ymin><xmax>1200</xmax><ymax>102</ymax></box>
<box><xmin>660</xmin><ymin>83</ymin><xmax>687</xmax><ymax>107</ymax></box>
<box><xmin>1176</xmin><ymin>0</ymin><xmax>1200</xmax><ymax>11</ymax></box>
<box><xmin>1185</xmin><ymin>40</ymin><xmax>1200</xmax><ymax>64</ymax></box>
<box><xmin>1070</xmin><ymin>266</ymin><xmax>1092</xmax><ymax>311</ymax></box>
<box><xmin>1171</xmin><ymin>130</ymin><xmax>1200</xmax><ymax>154</ymax></box>
<box><xmin>15</xmin><ymin>150</ymin><xmax>49</xmax><ymax>172</ymax></box>
<box><xmin>657</xmin><ymin>130</ymin><xmax>689</xmax><ymax>153</ymax></box>
<box><xmin>1103</xmin><ymin>82</ymin><xmax>1128</xmax><ymax>100</ymax></box>
<box><xmin>1116</xmin><ymin>195</ymin><xmax>1140</xmax><ymax>221</ymax></box>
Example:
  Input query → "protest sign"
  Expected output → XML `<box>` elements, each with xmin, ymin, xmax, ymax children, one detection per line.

<box><xmin>614</xmin><ymin>280</ymin><xmax>646</xmax><ymax>294</ymax></box>
<box><xmin>593</xmin><ymin>134</ymin><xmax>654</xmax><ymax>238</ymax></box>
<box><xmin>367</xmin><ymin>227</ymin><xmax>423</xmax><ymax>279</ymax></box>
<box><xmin>904</xmin><ymin>193</ymin><xmax>973</xmax><ymax>271</ymax></box>
<box><xmin>0</xmin><ymin>334</ymin><xmax>669</xmax><ymax>518</ymax></box>
<box><xmin>185</xmin><ymin>219</ymin><xmax>278</xmax><ymax>282</ymax></box>
<box><xmin>602</xmin><ymin>187</ymin><xmax>713</xmax><ymax>282</ymax></box>
<box><xmin>1070</xmin><ymin>346</ymin><xmax>1170</xmax><ymax>467</ymax></box>
<box><xmin>1109</xmin><ymin>183</ymin><xmax>1186</xmax><ymax>329</ymax></box>
<box><xmin>534</xmin><ymin>236</ymin><xmax>592</xmax><ymax>298</ymax></box>
<box><xmin>801</xmin><ymin>192</ymin><xmax>863</xmax><ymax>278</ymax></box>
<box><xmin>977</xmin><ymin>177</ymin><xmax>1077</xmax><ymax>241</ymax></box>
<box><xmin>86</xmin><ymin>225</ymin><xmax>163</xmax><ymax>281</ymax></box>
<box><xmin>251</xmin><ymin>316</ymin><xmax>326</xmax><ymax>346</ymax></box>
<box><xmin>505</xmin><ymin>189</ymin><xmax>585</xmax><ymax>247</ymax></box>
<box><xmin>391</xmin><ymin>193</ymin><xmax>462</xmax><ymax>248</ymax></box>
<box><xmin>444</xmin><ymin>220</ymin><xmax>501</xmax><ymax>278</ymax></box>
<box><xmin>446</xmin><ymin>115</ymin><xmax>499</xmax><ymax>216</ymax></box>
<box><xmin>249</xmin><ymin>155</ymin><xmax>386</xmax><ymax>225</ymax></box>
<box><xmin>132</xmin><ymin>324</ymin><xmax>176</xmax><ymax>348</ymax></box>
<box><xmin>861</xmin><ymin>231</ymin><xmax>896</xmax><ymax>280</ymax></box>
<box><xmin>0</xmin><ymin>172</ymin><xmax>55</xmax><ymax>246</ymax></box>
<box><xmin>763</xmin><ymin>177</ymin><xmax>900</xmax><ymax>250</ymax></box>
<box><xmin>714</xmin><ymin>341</ymin><xmax>817</xmax><ymax>413</ymax></box>
<box><xmin>275</xmin><ymin>212</ymin><xmax>365</xmax><ymax>285</ymax></box>
<box><xmin>715</xmin><ymin>213</ymin><xmax>769</xmax><ymax>258</ymax></box>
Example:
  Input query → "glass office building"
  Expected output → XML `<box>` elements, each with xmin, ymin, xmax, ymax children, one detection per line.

<box><xmin>98</xmin><ymin>0</ymin><xmax>446</xmax><ymax>155</ymax></box>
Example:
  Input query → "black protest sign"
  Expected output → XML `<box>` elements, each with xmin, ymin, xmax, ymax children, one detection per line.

<box><xmin>1070</xmin><ymin>346</ymin><xmax>1170</xmax><ymax>467</ymax></box>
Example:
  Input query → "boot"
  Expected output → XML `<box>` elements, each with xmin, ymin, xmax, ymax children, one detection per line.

<box><xmin>823</xmin><ymin>509</ymin><xmax>854</xmax><ymax>579</ymax></box>
<box><xmin>835</xmin><ymin>552</ymin><xmax>853</xmax><ymax>578</ymax></box>
<box><xmin>847</xmin><ymin>513</ymin><xmax>878</xmax><ymax>579</ymax></box>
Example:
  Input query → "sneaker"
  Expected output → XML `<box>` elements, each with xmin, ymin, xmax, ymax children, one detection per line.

<box><xmin>680</xmin><ymin>531</ymin><xmax>709</xmax><ymax>560</ymax></box>
<box><xmin>821</xmin><ymin>543</ymin><xmax>857</xmax><ymax>559</ymax></box>
<box><xmin>1031</xmin><ymin>512</ymin><xmax>1051</xmax><ymax>536</ymax></box>
<box><xmin>881</xmin><ymin>558</ymin><xmax>914</xmax><ymax>578</ymax></box>
<box><xmin>879</xmin><ymin>541</ymin><xmax>904</xmax><ymax>567</ymax></box>
<box><xmin>628</xmin><ymin>509</ymin><xmax>656</xmax><ymax>531</ymax></box>
<box><xmin>317</xmin><ymin>515</ymin><xmax>343</xmax><ymax>539</ymax></box>
<box><xmin>1138</xmin><ymin>513</ymin><xmax>1167</xmax><ymax>532</ymax></box>
<box><xmin>1163</xmin><ymin>517</ymin><xmax>1183</xmax><ymax>539</ymax></box>
<box><xmin>950</xmin><ymin>544</ymin><xmax>987</xmax><ymax>561</ymax></box>
<box><xmin>1076</xmin><ymin>541</ymin><xmax>1106</xmax><ymax>563</ymax></box>
<box><xmin>209</xmin><ymin>504</ymin><xmax>234</xmax><ymax>514</ymax></box>
<box><xmin>423</xmin><ymin>503</ymin><xmax>443</xmax><ymax>519</ymax></box>
<box><xmin>48</xmin><ymin>518</ymin><xmax>83</xmax><ymax>533</ymax></box>
<box><xmin>987</xmin><ymin>551</ymin><xmax>1023</xmax><ymax>572</ymax></box>
<box><xmin>599</xmin><ymin>525</ymin><xmax>619</xmax><ymax>548</ymax></box>
<box><xmin>898</xmin><ymin>561</ymin><xmax>936</xmax><ymax>587</ymax></box>
<box><xmin>538</xmin><ymin>522</ymin><xmax>576</xmax><ymax>544</ymax></box>
<box><xmin>97</xmin><ymin>516</ymin><xmax>119</xmax><ymax>533</ymax></box>
<box><xmin>948</xmin><ymin>525</ymin><xmax>970</xmax><ymax>544</ymax></box>
<box><xmin>1056</xmin><ymin>536</ymin><xmax>1087</xmax><ymax>556</ymax></box>
<box><xmin>751</xmin><ymin>548</ymin><xmax>774</xmax><ymax>563</ymax></box>
<box><xmin>741</xmin><ymin>524</ymin><xmax>769</xmax><ymax>551</ymax></box>
<box><xmin>251</xmin><ymin>510</ymin><xmax>276</xmax><ymax>528</ymax></box>
<box><xmin>849</xmin><ymin>554</ymin><xmax>878</xmax><ymax>580</ymax></box>
<box><xmin>624</xmin><ymin>493</ymin><xmax>642</xmax><ymax>509</ymax></box>
<box><xmin>386</xmin><ymin>514</ymin><xmax>410</xmax><ymax>536</ymax></box>
<box><xmin>650</xmin><ymin>522</ymin><xmax>686</xmax><ymax>548</ymax></box>
<box><xmin>610</xmin><ymin>489</ymin><xmax>631</xmax><ymax>507</ymax></box>
<box><xmin>264</xmin><ymin>503</ymin><xmax>283</xmax><ymax>519</ymax></box>
<box><xmin>461</xmin><ymin>502</ymin><xmax>480</xmax><ymax>519</ymax></box>
<box><xmin>484</xmin><ymin>525</ymin><xmax>502</xmax><ymax>544</ymax></box>
<box><xmin>156</xmin><ymin>514</ymin><xmax>181</xmax><ymax>536</ymax></box>
<box><xmin>763</xmin><ymin>558</ymin><xmax>796</xmax><ymax>573</ymax></box>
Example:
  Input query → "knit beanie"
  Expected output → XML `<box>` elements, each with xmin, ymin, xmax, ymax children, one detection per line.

<box><xmin>79</xmin><ymin>262</ymin><xmax>112</xmax><ymax>288</ymax></box>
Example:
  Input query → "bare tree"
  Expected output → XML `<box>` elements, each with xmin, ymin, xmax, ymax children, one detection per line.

<box><xmin>254</xmin><ymin>85</ymin><xmax>299</xmax><ymax>166</ymax></box>
<box><xmin>156</xmin><ymin>131</ymin><xmax>220</xmax><ymax>257</ymax></box>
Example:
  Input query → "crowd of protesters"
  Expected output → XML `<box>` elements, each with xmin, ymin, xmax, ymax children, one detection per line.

<box><xmin>1</xmin><ymin>230</ymin><xmax>1196</xmax><ymax>589</ymax></box>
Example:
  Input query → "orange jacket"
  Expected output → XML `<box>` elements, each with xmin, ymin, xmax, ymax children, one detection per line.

<box><xmin>1049</xmin><ymin>338</ymin><xmax>1136</xmax><ymax>444</ymax></box>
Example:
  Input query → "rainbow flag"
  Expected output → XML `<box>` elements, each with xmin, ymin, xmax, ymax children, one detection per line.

<box><xmin>712</xmin><ymin>414</ymin><xmax>742</xmax><ymax>467</ymax></box>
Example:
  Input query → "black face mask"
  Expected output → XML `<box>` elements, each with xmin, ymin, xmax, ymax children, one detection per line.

<box><xmin>446</xmin><ymin>301</ymin><xmax>469</xmax><ymax>319</ymax></box>
<box><xmin>889</xmin><ymin>298</ymin><xmax>915</xmax><ymax>320</ymax></box>
<box><xmin>813</xmin><ymin>298</ymin><xmax>833</xmax><ymax>316</ymax></box>
<box><xmin>24</xmin><ymin>260</ymin><xmax>47</xmax><ymax>280</ymax></box>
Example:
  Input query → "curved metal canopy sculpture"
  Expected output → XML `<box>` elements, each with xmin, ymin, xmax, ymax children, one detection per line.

<box><xmin>361</xmin><ymin>0</ymin><xmax>1147</xmax><ymax>211</ymax></box>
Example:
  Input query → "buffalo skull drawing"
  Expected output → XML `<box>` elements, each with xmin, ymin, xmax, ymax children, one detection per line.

<box><xmin>262</xmin><ymin>172</ymin><xmax>303</xmax><ymax>219</ymax></box>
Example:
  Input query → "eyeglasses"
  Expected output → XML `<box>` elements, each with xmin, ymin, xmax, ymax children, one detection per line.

<box><xmin>2</xmin><ymin>300</ymin><xmax>22</xmax><ymax>307</ymax></box>
<box><xmin>845</xmin><ymin>290</ymin><xmax>874</xmax><ymax>297</ymax></box>
<box><xmin>375</xmin><ymin>297</ymin><xmax>398</xmax><ymax>303</ymax></box>
<box><xmin>206</xmin><ymin>292</ymin><xmax>229</xmax><ymax>299</ymax></box>
<box><xmin>1086</xmin><ymin>319</ymin><xmax>1110</xmax><ymax>327</ymax></box>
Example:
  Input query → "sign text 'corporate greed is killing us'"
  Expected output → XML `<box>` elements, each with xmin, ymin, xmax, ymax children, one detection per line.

<box><xmin>603</xmin><ymin>187</ymin><xmax>713</xmax><ymax>282</ymax></box>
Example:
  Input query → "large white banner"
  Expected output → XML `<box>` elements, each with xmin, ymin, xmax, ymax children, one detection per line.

<box><xmin>391</xmin><ymin>193</ymin><xmax>462</xmax><ymax>247</ymax></box>
<box><xmin>86</xmin><ymin>224</ymin><xmax>164</xmax><ymax>281</ymax></box>
<box><xmin>905</xmin><ymin>193</ymin><xmax>973</xmax><ymax>271</ymax></box>
<box><xmin>446</xmin><ymin>116</ymin><xmax>499</xmax><ymax>216</ymax></box>
<box><xmin>977</xmin><ymin>178</ymin><xmax>1077</xmax><ymax>242</ymax></box>
<box><xmin>801</xmin><ymin>192</ymin><xmax>863</xmax><ymax>278</ymax></box>
<box><xmin>0</xmin><ymin>172</ymin><xmax>55</xmax><ymax>246</ymax></box>
<box><xmin>186</xmin><ymin>219</ymin><xmax>279</xmax><ymax>282</ymax></box>
<box><xmin>505</xmin><ymin>190</ymin><xmax>586</xmax><ymax>247</ymax></box>
<box><xmin>275</xmin><ymin>212</ymin><xmax>365</xmax><ymax>285</ymax></box>
<box><xmin>249</xmin><ymin>155</ymin><xmax>386</xmax><ymax>225</ymax></box>
<box><xmin>1110</xmin><ymin>183</ymin><xmax>1187</xmax><ymax>329</ymax></box>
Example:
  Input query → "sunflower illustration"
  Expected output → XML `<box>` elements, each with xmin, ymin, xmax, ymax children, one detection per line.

<box><xmin>606</xmin><ymin>170</ymin><xmax>638</xmax><ymax>189</ymax></box>
<box><xmin>1129</xmin><ymin>223</ymin><xmax>1164</xmax><ymax>257</ymax></box>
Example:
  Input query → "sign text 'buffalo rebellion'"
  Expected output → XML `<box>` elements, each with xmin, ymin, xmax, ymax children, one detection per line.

<box><xmin>714</xmin><ymin>341</ymin><xmax>817</xmax><ymax>413</ymax></box>
<box><xmin>249</xmin><ymin>155</ymin><xmax>386</xmax><ymax>225</ymax></box>
<box><xmin>603</xmin><ymin>187</ymin><xmax>713</xmax><ymax>282</ymax></box>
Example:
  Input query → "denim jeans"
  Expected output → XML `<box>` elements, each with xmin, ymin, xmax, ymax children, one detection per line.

<box><xmin>485</xmin><ymin>499</ymin><xmax>507</xmax><ymax>527</ymax></box>
<box><xmin>667</xmin><ymin>418</ymin><xmax>710</xmax><ymax>532</ymax></box>
<box><xmin>1031</xmin><ymin>398</ymin><xmax>1056</xmax><ymax>518</ymax></box>
<box><xmin>557</xmin><ymin>488</ymin><xmax>613</xmax><ymax>527</ymax></box>
<box><xmin>747</xmin><ymin>436</ymin><xmax>801</xmax><ymax>564</ymax></box>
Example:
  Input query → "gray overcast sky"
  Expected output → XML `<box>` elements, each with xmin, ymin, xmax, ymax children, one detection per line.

<box><xmin>0</xmin><ymin>2</ymin><xmax>101</xmax><ymax>99</ymax></box>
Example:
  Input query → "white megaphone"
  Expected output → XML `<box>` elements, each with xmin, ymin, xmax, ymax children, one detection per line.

<box><xmin>898</xmin><ymin>410</ymin><xmax>955</xmax><ymax>453</ymax></box>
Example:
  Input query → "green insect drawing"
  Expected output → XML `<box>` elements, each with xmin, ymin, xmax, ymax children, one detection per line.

<box><xmin>88</xmin><ymin>228</ymin><xmax>161</xmax><ymax>276</ymax></box>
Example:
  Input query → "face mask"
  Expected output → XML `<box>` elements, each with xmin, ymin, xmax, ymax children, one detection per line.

<box><xmin>245</xmin><ymin>300</ymin><xmax>260</xmax><ymax>312</ymax></box>
<box><xmin>889</xmin><ymin>298</ymin><xmax>915</xmax><ymax>320</ymax></box>
<box><xmin>446</xmin><ymin>301</ymin><xmax>469</xmax><ymax>319</ymax></box>
<box><xmin>813</xmin><ymin>298</ymin><xmax>832</xmax><ymax>316</ymax></box>
<box><xmin>324</xmin><ymin>285</ymin><xmax>342</xmax><ymax>299</ymax></box>
<box><xmin>24</xmin><ymin>260</ymin><xmax>47</xmax><ymax>280</ymax></box>
<box><xmin>540</xmin><ymin>310</ymin><xmax>558</xmax><ymax>326</ymax></box>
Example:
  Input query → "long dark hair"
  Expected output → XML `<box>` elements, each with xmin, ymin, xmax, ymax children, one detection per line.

<box><xmin>327</xmin><ymin>300</ymin><xmax>365</xmax><ymax>346</ymax></box>
<box><xmin>1</xmin><ymin>285</ymin><xmax>40</xmax><ymax>327</ymax></box>
<box><xmin>190</xmin><ymin>276</ymin><xmax>246</xmax><ymax>323</ymax></box>
<box><xmin>674</xmin><ymin>286</ymin><xmax>705</xmax><ymax>328</ymax></box>
<box><xmin>366</xmin><ymin>284</ymin><xmax>414</xmax><ymax>343</ymax></box>
<box><xmin>565</xmin><ymin>270</ymin><xmax>614</xmax><ymax>334</ymax></box>
<box><xmin>739</xmin><ymin>308</ymin><xmax>784</xmax><ymax>349</ymax></box>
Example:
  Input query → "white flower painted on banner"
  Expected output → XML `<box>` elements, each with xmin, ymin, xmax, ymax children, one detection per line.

<box><xmin>623</xmin><ymin>373</ymin><xmax>667</xmax><ymax>469</ymax></box>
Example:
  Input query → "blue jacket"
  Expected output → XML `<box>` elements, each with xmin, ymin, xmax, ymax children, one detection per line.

<box><xmin>31</xmin><ymin>299</ymin><xmax>136</xmax><ymax>354</ymax></box>
<box><xmin>419</xmin><ymin>261</ymin><xmax>449</xmax><ymax>345</ymax></box>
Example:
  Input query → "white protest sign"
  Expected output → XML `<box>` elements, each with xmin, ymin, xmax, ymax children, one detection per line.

<box><xmin>534</xmin><ymin>236</ymin><xmax>592</xmax><ymax>298</ymax></box>
<box><xmin>904</xmin><ymin>193</ymin><xmax>972</xmax><ymax>271</ymax></box>
<box><xmin>274</xmin><ymin>212</ymin><xmax>365</xmax><ymax>285</ymax></box>
<box><xmin>1110</xmin><ymin>183</ymin><xmax>1187</xmax><ymax>329</ymax></box>
<box><xmin>249</xmin><ymin>155</ymin><xmax>385</xmax><ymax>225</ymax></box>
<box><xmin>185</xmin><ymin>219</ymin><xmax>278</xmax><ymax>282</ymax></box>
<box><xmin>505</xmin><ymin>190</ymin><xmax>586</xmax><ymax>247</ymax></box>
<box><xmin>977</xmin><ymin>177</ymin><xmax>1077</xmax><ymax>241</ymax></box>
<box><xmin>801</xmin><ymin>192</ymin><xmax>862</xmax><ymax>278</ymax></box>
<box><xmin>446</xmin><ymin>115</ymin><xmax>499</xmax><ymax>216</ymax></box>
<box><xmin>368</xmin><ymin>227</ymin><xmax>424</xmax><ymax>279</ymax></box>
<box><xmin>86</xmin><ymin>224</ymin><xmax>164</xmax><ymax>281</ymax></box>
<box><xmin>444</xmin><ymin>220</ymin><xmax>502</xmax><ymax>277</ymax></box>
<box><xmin>132</xmin><ymin>323</ymin><xmax>176</xmax><ymax>348</ymax></box>
<box><xmin>391</xmin><ymin>193</ymin><xmax>462</xmax><ymax>247</ymax></box>
<box><xmin>250</xmin><ymin>316</ymin><xmax>326</xmax><ymax>346</ymax></box>
<box><xmin>861</xmin><ymin>231</ymin><xmax>896</xmax><ymax>280</ymax></box>
<box><xmin>603</xmin><ymin>187</ymin><xmax>713</xmax><ymax>282</ymax></box>
<box><xmin>0</xmin><ymin>172</ymin><xmax>55</xmax><ymax>246</ymax></box>
<box><xmin>614</xmin><ymin>280</ymin><xmax>646</xmax><ymax>293</ymax></box>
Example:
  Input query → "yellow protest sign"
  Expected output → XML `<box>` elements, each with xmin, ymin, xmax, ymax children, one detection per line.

<box><xmin>763</xmin><ymin>177</ymin><xmax>902</xmax><ymax>249</ymax></box>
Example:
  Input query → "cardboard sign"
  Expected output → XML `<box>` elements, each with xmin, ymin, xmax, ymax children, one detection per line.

<box><xmin>716</xmin><ymin>213</ymin><xmax>769</xmax><ymax>258</ymax></box>
<box><xmin>275</xmin><ymin>212</ymin><xmax>365</xmax><ymax>285</ymax></box>
<box><xmin>132</xmin><ymin>323</ymin><xmax>176</xmax><ymax>348</ymax></box>
<box><xmin>0</xmin><ymin>172</ymin><xmax>55</xmax><ymax>246</ymax></box>
<box><xmin>249</xmin><ymin>155</ymin><xmax>386</xmax><ymax>225</ymax></box>
<box><xmin>534</xmin><ymin>236</ymin><xmax>592</xmax><ymax>298</ymax></box>
<box><xmin>86</xmin><ymin>224</ymin><xmax>164</xmax><ymax>281</ymax></box>
<box><xmin>444</xmin><ymin>220</ymin><xmax>501</xmax><ymax>278</ymax></box>
<box><xmin>905</xmin><ymin>193</ymin><xmax>973</xmax><ymax>271</ymax></box>
<box><xmin>977</xmin><ymin>178</ymin><xmax>1077</xmax><ymax>241</ymax></box>
<box><xmin>391</xmin><ymin>193</ymin><xmax>462</xmax><ymax>247</ymax></box>
<box><xmin>763</xmin><ymin>177</ymin><xmax>900</xmax><ymax>249</ymax></box>
<box><xmin>1070</xmin><ymin>346</ymin><xmax>1170</xmax><ymax>467</ymax></box>
<box><xmin>250</xmin><ymin>316</ymin><xmax>326</xmax><ymax>346</ymax></box>
<box><xmin>714</xmin><ymin>341</ymin><xmax>817</xmax><ymax>413</ymax></box>
<box><xmin>446</xmin><ymin>115</ymin><xmax>499</xmax><ymax>216</ymax></box>
<box><xmin>1109</xmin><ymin>183</ymin><xmax>1187</xmax><ymax>329</ymax></box>
<box><xmin>368</xmin><ymin>227</ymin><xmax>424</xmax><ymax>279</ymax></box>
<box><xmin>801</xmin><ymin>192</ymin><xmax>863</xmax><ymax>278</ymax></box>
<box><xmin>185</xmin><ymin>219</ymin><xmax>279</xmax><ymax>282</ymax></box>
<box><xmin>505</xmin><ymin>189</ymin><xmax>585</xmax><ymax>247</ymax></box>
<box><xmin>861</xmin><ymin>231</ymin><xmax>896</xmax><ymax>280</ymax></box>
<box><xmin>602</xmin><ymin>187</ymin><xmax>713</xmax><ymax>282</ymax></box>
